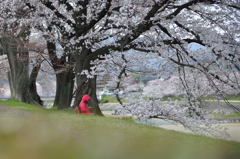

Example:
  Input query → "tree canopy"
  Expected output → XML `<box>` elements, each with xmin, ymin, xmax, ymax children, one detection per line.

<box><xmin>0</xmin><ymin>0</ymin><xmax>239</xmax><ymax>119</ymax></box>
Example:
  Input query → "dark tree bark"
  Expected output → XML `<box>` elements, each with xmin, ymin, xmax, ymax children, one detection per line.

<box><xmin>47</xmin><ymin>41</ymin><xmax>75</xmax><ymax>109</ymax></box>
<box><xmin>73</xmin><ymin>48</ymin><xmax>103</xmax><ymax>115</ymax></box>
<box><xmin>1</xmin><ymin>37</ymin><xmax>42</xmax><ymax>105</ymax></box>
<box><xmin>29</xmin><ymin>61</ymin><xmax>43</xmax><ymax>105</ymax></box>
<box><xmin>74</xmin><ymin>74</ymin><xmax>103</xmax><ymax>115</ymax></box>
<box><xmin>54</xmin><ymin>70</ymin><xmax>74</xmax><ymax>109</ymax></box>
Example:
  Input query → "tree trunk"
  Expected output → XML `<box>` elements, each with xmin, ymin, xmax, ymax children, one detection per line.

<box><xmin>29</xmin><ymin>62</ymin><xmax>43</xmax><ymax>105</ymax></box>
<box><xmin>54</xmin><ymin>70</ymin><xmax>74</xmax><ymax>109</ymax></box>
<box><xmin>73</xmin><ymin>50</ymin><xmax>103</xmax><ymax>115</ymax></box>
<box><xmin>47</xmin><ymin>41</ymin><xmax>75</xmax><ymax>109</ymax></box>
<box><xmin>74</xmin><ymin>75</ymin><xmax>103</xmax><ymax>115</ymax></box>
<box><xmin>1</xmin><ymin>37</ymin><xmax>40</xmax><ymax>104</ymax></box>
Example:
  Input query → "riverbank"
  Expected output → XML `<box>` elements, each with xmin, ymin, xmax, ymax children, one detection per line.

<box><xmin>0</xmin><ymin>101</ymin><xmax>240</xmax><ymax>159</ymax></box>
<box><xmin>100</xmin><ymin>103</ymin><xmax>240</xmax><ymax>142</ymax></box>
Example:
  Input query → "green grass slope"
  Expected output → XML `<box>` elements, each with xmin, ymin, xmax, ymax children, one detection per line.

<box><xmin>0</xmin><ymin>99</ymin><xmax>240</xmax><ymax>159</ymax></box>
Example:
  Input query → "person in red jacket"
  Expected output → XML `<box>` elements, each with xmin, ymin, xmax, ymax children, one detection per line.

<box><xmin>78</xmin><ymin>94</ymin><xmax>92</xmax><ymax>114</ymax></box>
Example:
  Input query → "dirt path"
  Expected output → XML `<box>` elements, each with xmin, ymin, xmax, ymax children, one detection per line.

<box><xmin>103</xmin><ymin>110</ymin><xmax>240</xmax><ymax>142</ymax></box>
<box><xmin>158</xmin><ymin>123</ymin><xmax>240</xmax><ymax>142</ymax></box>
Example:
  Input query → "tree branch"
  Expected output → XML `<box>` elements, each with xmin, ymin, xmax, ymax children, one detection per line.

<box><xmin>40</xmin><ymin>0</ymin><xmax>74</xmax><ymax>27</ymax></box>
<box><xmin>166</xmin><ymin>0</ymin><xmax>216</xmax><ymax>19</ymax></box>
<box><xmin>86</xmin><ymin>0</ymin><xmax>112</xmax><ymax>34</ymax></box>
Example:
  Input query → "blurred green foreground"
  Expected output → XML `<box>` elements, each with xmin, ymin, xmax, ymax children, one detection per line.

<box><xmin>0</xmin><ymin>99</ymin><xmax>240</xmax><ymax>159</ymax></box>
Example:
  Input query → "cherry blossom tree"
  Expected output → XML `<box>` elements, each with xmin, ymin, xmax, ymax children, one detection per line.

<box><xmin>0</xmin><ymin>0</ymin><xmax>44</xmax><ymax>105</ymax></box>
<box><xmin>1</xmin><ymin>0</ymin><xmax>239</xmax><ymax>119</ymax></box>
<box><xmin>87</xmin><ymin>0</ymin><xmax>240</xmax><ymax>134</ymax></box>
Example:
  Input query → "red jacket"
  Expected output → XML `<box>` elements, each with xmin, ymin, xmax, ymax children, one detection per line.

<box><xmin>79</xmin><ymin>94</ymin><xmax>91</xmax><ymax>114</ymax></box>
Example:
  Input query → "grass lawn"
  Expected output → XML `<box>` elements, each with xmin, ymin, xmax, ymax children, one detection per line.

<box><xmin>213</xmin><ymin>112</ymin><xmax>240</xmax><ymax>118</ymax></box>
<box><xmin>223</xmin><ymin>95</ymin><xmax>240</xmax><ymax>101</ymax></box>
<box><xmin>223</xmin><ymin>112</ymin><xmax>240</xmax><ymax>117</ymax></box>
<box><xmin>99</xmin><ymin>95</ymin><xmax>126</xmax><ymax>104</ymax></box>
<box><xmin>0</xmin><ymin>99</ymin><xmax>240</xmax><ymax>159</ymax></box>
<box><xmin>202</xmin><ymin>95</ymin><xmax>240</xmax><ymax>101</ymax></box>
